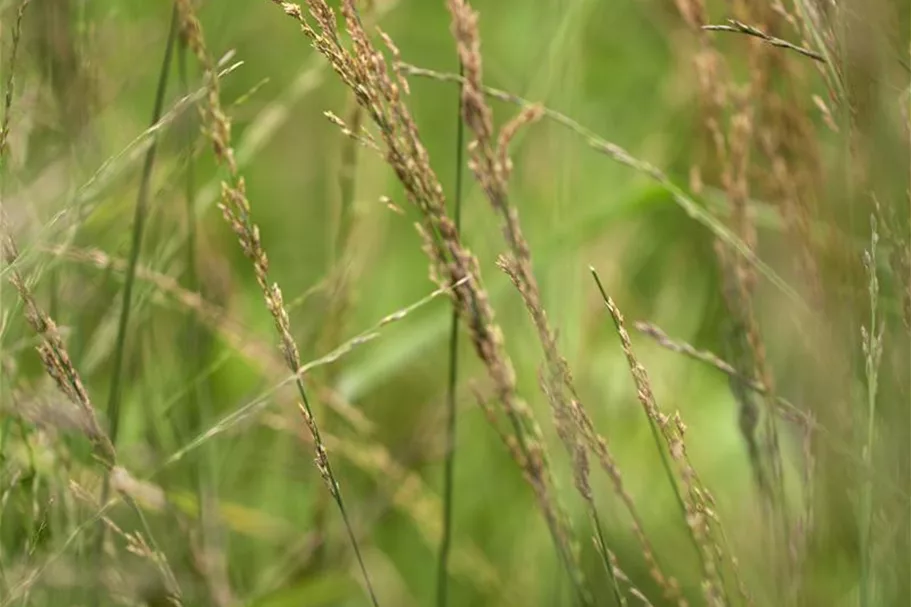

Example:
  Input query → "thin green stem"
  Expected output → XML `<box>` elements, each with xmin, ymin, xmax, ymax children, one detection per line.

<box><xmin>590</xmin><ymin>512</ymin><xmax>626</xmax><ymax>606</ymax></box>
<box><xmin>97</xmin><ymin>0</ymin><xmax>178</xmax><ymax>561</ymax></box>
<box><xmin>436</xmin><ymin>58</ymin><xmax>464</xmax><ymax>607</ymax></box>
<box><xmin>179</xmin><ymin>27</ymin><xmax>227</xmax><ymax>605</ymax></box>
<box><xmin>104</xmin><ymin>2</ymin><xmax>177</xmax><ymax>450</ymax></box>
<box><xmin>179</xmin><ymin>11</ymin><xmax>205</xmax><ymax>517</ymax></box>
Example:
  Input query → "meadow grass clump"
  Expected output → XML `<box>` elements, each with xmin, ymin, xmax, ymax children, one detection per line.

<box><xmin>0</xmin><ymin>0</ymin><xmax>907</xmax><ymax>606</ymax></box>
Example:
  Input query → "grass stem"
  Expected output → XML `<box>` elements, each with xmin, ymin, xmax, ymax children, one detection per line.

<box><xmin>95</xmin><ymin>0</ymin><xmax>178</xmax><ymax>569</ymax></box>
<box><xmin>436</xmin><ymin>57</ymin><xmax>465</xmax><ymax>607</ymax></box>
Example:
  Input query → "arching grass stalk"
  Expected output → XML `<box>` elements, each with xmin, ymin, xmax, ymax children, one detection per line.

<box><xmin>590</xmin><ymin>267</ymin><xmax>729</xmax><ymax>605</ymax></box>
<box><xmin>175</xmin><ymin>1</ymin><xmax>380</xmax><ymax>604</ymax></box>
<box><xmin>269</xmin><ymin>2</ymin><xmax>587</xmax><ymax>604</ymax></box>
<box><xmin>396</xmin><ymin>63</ymin><xmax>802</xmax><ymax>310</ymax></box>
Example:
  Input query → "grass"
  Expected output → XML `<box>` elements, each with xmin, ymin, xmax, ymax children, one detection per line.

<box><xmin>436</xmin><ymin>54</ymin><xmax>465</xmax><ymax>607</ymax></box>
<box><xmin>0</xmin><ymin>0</ymin><xmax>908</xmax><ymax>606</ymax></box>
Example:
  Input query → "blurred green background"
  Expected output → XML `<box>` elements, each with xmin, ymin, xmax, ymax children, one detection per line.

<box><xmin>1</xmin><ymin>0</ymin><xmax>907</xmax><ymax>606</ymax></box>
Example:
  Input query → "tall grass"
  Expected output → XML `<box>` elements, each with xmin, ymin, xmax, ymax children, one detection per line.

<box><xmin>0</xmin><ymin>0</ymin><xmax>907</xmax><ymax>605</ymax></box>
<box><xmin>437</xmin><ymin>55</ymin><xmax>466</xmax><ymax>607</ymax></box>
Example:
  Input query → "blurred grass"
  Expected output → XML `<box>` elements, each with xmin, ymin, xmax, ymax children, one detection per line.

<box><xmin>1</xmin><ymin>0</ymin><xmax>908</xmax><ymax>606</ymax></box>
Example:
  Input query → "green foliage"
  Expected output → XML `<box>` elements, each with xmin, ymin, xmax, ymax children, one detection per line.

<box><xmin>0</xmin><ymin>1</ymin><xmax>908</xmax><ymax>606</ymax></box>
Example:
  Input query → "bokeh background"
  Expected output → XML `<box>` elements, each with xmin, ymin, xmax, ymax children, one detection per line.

<box><xmin>1</xmin><ymin>1</ymin><xmax>908</xmax><ymax>606</ymax></box>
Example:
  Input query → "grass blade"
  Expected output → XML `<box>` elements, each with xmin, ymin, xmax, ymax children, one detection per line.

<box><xmin>95</xmin><ymin>0</ymin><xmax>179</xmax><ymax>570</ymax></box>
<box><xmin>436</xmin><ymin>57</ymin><xmax>465</xmax><ymax>607</ymax></box>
